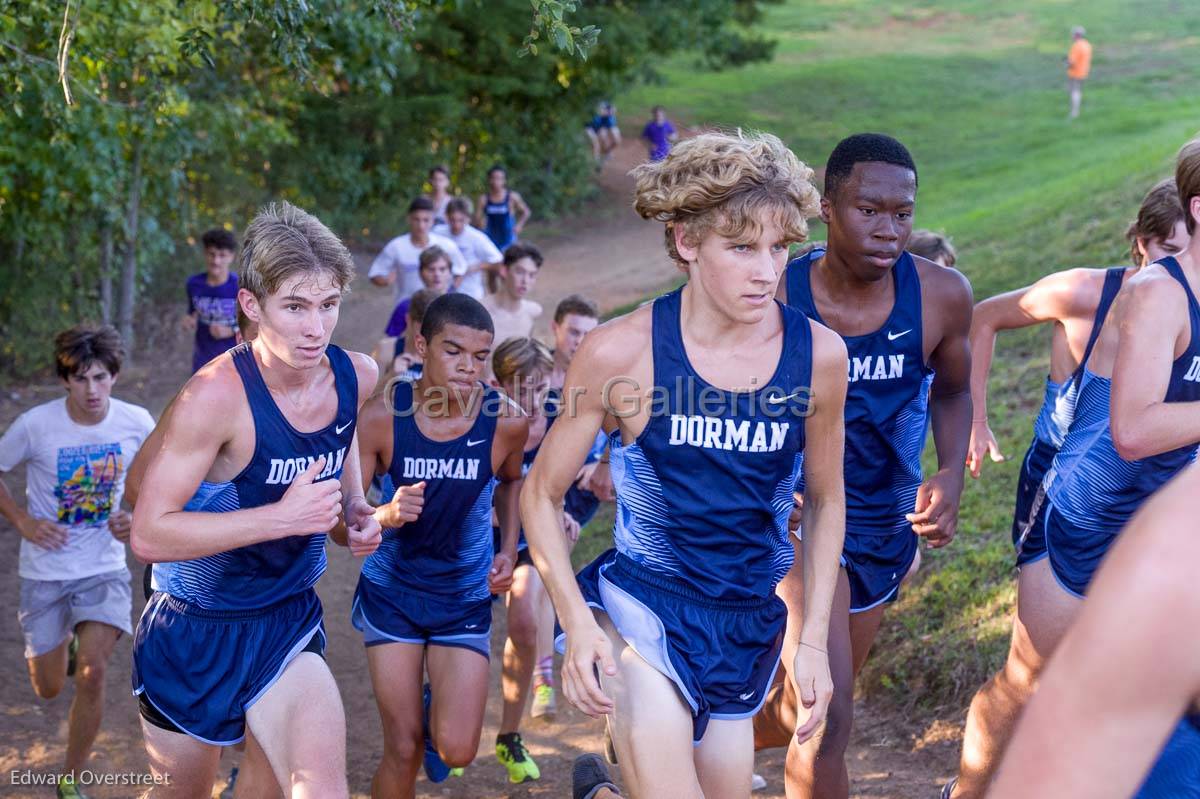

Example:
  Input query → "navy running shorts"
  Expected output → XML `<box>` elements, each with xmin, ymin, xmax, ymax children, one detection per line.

<box><xmin>575</xmin><ymin>548</ymin><xmax>785</xmax><ymax>743</ymax></box>
<box><xmin>841</xmin><ymin>530</ymin><xmax>918</xmax><ymax>613</ymax></box>
<box><xmin>1044</xmin><ymin>505</ymin><xmax>1111</xmax><ymax>598</ymax></box>
<box><xmin>351</xmin><ymin>574</ymin><xmax>491</xmax><ymax>658</ymax></box>
<box><xmin>132</xmin><ymin>588</ymin><xmax>326</xmax><ymax>745</ymax></box>
<box><xmin>1011</xmin><ymin>437</ymin><xmax>1055</xmax><ymax>567</ymax></box>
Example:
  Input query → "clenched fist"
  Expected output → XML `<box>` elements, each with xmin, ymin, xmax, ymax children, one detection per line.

<box><xmin>276</xmin><ymin>457</ymin><xmax>342</xmax><ymax>536</ymax></box>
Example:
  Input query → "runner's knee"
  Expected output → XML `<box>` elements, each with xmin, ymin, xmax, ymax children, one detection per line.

<box><xmin>30</xmin><ymin>669</ymin><xmax>65</xmax><ymax>700</ymax></box>
<box><xmin>381</xmin><ymin>724</ymin><xmax>423</xmax><ymax>771</ymax></box>
<box><xmin>506</xmin><ymin>603</ymin><xmax>539</xmax><ymax>651</ymax></box>
<box><xmin>73</xmin><ymin>658</ymin><xmax>107</xmax><ymax>695</ymax></box>
<box><xmin>434</xmin><ymin>726</ymin><xmax>480</xmax><ymax>768</ymax></box>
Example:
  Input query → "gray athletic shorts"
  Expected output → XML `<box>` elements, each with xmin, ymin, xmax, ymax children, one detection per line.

<box><xmin>18</xmin><ymin>568</ymin><xmax>133</xmax><ymax>659</ymax></box>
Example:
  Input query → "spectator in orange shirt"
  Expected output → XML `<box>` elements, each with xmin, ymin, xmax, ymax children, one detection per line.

<box><xmin>1067</xmin><ymin>26</ymin><xmax>1092</xmax><ymax>119</ymax></box>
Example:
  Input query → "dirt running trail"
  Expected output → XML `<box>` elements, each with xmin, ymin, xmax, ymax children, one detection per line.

<box><xmin>0</xmin><ymin>139</ymin><xmax>960</xmax><ymax>798</ymax></box>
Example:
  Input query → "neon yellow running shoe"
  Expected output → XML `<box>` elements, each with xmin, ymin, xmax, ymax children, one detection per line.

<box><xmin>531</xmin><ymin>682</ymin><xmax>556</xmax><ymax>718</ymax></box>
<box><xmin>495</xmin><ymin>732</ymin><xmax>541</xmax><ymax>783</ymax></box>
<box><xmin>57</xmin><ymin>776</ymin><xmax>91</xmax><ymax>799</ymax></box>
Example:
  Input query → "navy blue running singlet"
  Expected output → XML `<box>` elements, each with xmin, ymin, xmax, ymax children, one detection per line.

<box><xmin>360</xmin><ymin>380</ymin><xmax>501</xmax><ymax>601</ymax></box>
<box><xmin>153</xmin><ymin>343</ymin><xmax>358</xmax><ymax>610</ymax></box>
<box><xmin>608</xmin><ymin>287</ymin><xmax>812</xmax><ymax>601</ymax></box>
<box><xmin>785</xmin><ymin>248</ymin><xmax>934</xmax><ymax>537</ymax></box>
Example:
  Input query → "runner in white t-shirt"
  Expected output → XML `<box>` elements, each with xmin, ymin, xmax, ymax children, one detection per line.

<box><xmin>368</xmin><ymin>197</ymin><xmax>467</xmax><ymax>301</ymax></box>
<box><xmin>0</xmin><ymin>325</ymin><xmax>154</xmax><ymax>799</ymax></box>
<box><xmin>433</xmin><ymin>197</ymin><xmax>503</xmax><ymax>300</ymax></box>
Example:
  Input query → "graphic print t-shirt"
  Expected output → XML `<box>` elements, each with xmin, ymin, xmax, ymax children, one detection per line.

<box><xmin>187</xmin><ymin>271</ymin><xmax>240</xmax><ymax>373</ymax></box>
<box><xmin>0</xmin><ymin>397</ymin><xmax>155</xmax><ymax>580</ymax></box>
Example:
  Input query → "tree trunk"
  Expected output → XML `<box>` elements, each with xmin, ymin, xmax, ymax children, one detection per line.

<box><xmin>118</xmin><ymin>139</ymin><xmax>142</xmax><ymax>356</ymax></box>
<box><xmin>67</xmin><ymin>224</ymin><xmax>83</xmax><ymax>311</ymax></box>
<box><xmin>99</xmin><ymin>219</ymin><xmax>113</xmax><ymax>324</ymax></box>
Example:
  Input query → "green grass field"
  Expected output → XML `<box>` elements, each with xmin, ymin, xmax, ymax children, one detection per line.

<box><xmin>576</xmin><ymin>0</ymin><xmax>1200</xmax><ymax>717</ymax></box>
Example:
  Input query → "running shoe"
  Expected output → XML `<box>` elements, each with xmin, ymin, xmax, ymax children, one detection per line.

<box><xmin>496</xmin><ymin>732</ymin><xmax>541</xmax><ymax>783</ymax></box>
<box><xmin>422</xmin><ymin>684</ymin><xmax>451</xmax><ymax>783</ymax></box>
<box><xmin>751</xmin><ymin>772</ymin><xmax>767</xmax><ymax>791</ymax></box>
<box><xmin>56</xmin><ymin>776</ymin><xmax>90</xmax><ymax>799</ymax></box>
<box><xmin>940</xmin><ymin>778</ymin><xmax>958</xmax><ymax>799</ymax></box>
<box><xmin>531</xmin><ymin>682</ymin><xmax>556</xmax><ymax>718</ymax></box>
<box><xmin>573</xmin><ymin>752</ymin><xmax>620</xmax><ymax>799</ymax></box>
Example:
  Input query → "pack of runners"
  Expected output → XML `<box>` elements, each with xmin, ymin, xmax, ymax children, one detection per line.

<box><xmin>3</xmin><ymin>130</ymin><xmax>1199</xmax><ymax>799</ymax></box>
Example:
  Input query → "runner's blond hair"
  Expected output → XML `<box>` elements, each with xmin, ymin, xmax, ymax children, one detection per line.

<box><xmin>240</xmin><ymin>202</ymin><xmax>355</xmax><ymax>298</ymax></box>
<box><xmin>632</xmin><ymin>130</ymin><xmax>821</xmax><ymax>269</ymax></box>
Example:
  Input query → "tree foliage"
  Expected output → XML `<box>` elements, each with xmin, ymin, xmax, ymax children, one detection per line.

<box><xmin>0</xmin><ymin>0</ymin><xmax>778</xmax><ymax>375</ymax></box>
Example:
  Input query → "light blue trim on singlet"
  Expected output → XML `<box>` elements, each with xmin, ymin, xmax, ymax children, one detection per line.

<box><xmin>1031</xmin><ymin>377</ymin><xmax>1074</xmax><ymax>449</ymax></box>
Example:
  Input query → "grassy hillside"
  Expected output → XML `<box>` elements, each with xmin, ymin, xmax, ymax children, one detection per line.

<box><xmin>578</xmin><ymin>0</ymin><xmax>1200</xmax><ymax>715</ymax></box>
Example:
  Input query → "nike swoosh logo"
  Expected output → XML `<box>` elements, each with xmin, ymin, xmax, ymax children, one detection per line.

<box><xmin>766</xmin><ymin>391</ymin><xmax>805</xmax><ymax>405</ymax></box>
<box><xmin>467</xmin><ymin>438</ymin><xmax>487</xmax><ymax>447</ymax></box>
<box><xmin>739</xmin><ymin>691</ymin><xmax>755</xmax><ymax>701</ymax></box>
<box><xmin>887</xmin><ymin>329</ymin><xmax>912</xmax><ymax>341</ymax></box>
<box><xmin>335</xmin><ymin>421</ymin><xmax>353</xmax><ymax>435</ymax></box>
<box><xmin>465</xmin><ymin>624</ymin><xmax>479</xmax><ymax>630</ymax></box>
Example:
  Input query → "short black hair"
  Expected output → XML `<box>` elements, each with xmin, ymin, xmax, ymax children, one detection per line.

<box><xmin>201</xmin><ymin>228</ymin><xmax>237</xmax><ymax>252</ymax></box>
<box><xmin>420</xmin><ymin>293</ymin><xmax>495</xmax><ymax>342</ymax></box>
<box><xmin>503</xmin><ymin>242</ymin><xmax>543</xmax><ymax>268</ymax></box>
<box><xmin>54</xmin><ymin>324</ymin><xmax>124</xmax><ymax>380</ymax></box>
<box><xmin>824</xmin><ymin>133</ymin><xmax>918</xmax><ymax>199</ymax></box>
<box><xmin>445</xmin><ymin>197</ymin><xmax>472</xmax><ymax>217</ymax></box>
<box><xmin>408</xmin><ymin>196</ymin><xmax>435</xmax><ymax>214</ymax></box>
<box><xmin>429</xmin><ymin>164</ymin><xmax>450</xmax><ymax>178</ymax></box>
<box><xmin>487</xmin><ymin>164</ymin><xmax>506</xmax><ymax>177</ymax></box>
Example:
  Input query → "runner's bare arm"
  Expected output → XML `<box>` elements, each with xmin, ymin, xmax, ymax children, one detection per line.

<box><xmin>522</xmin><ymin>323</ymin><xmax>637</xmax><ymax>716</ymax></box>
<box><xmin>0</xmin><ymin>417</ymin><xmax>68</xmax><ymax>549</ymax></box>
<box><xmin>473</xmin><ymin>195</ymin><xmax>487</xmax><ymax>229</ymax></box>
<box><xmin>125</xmin><ymin>396</ymin><xmax>176</xmax><ymax>509</ymax></box>
<box><xmin>789</xmin><ymin>321</ymin><xmax>847</xmax><ymax>743</ymax></box>
<box><xmin>340</xmin><ymin>352</ymin><xmax>379</xmax><ymax>509</ymax></box>
<box><xmin>990</xmin><ymin>464</ymin><xmax>1200</xmax><ymax>799</ymax></box>
<box><xmin>329</xmin><ymin>352</ymin><xmax>381</xmax><ymax>548</ymax></box>
<box><xmin>511</xmin><ymin>190</ymin><xmax>532</xmax><ymax>234</ymax></box>
<box><xmin>353</xmin><ymin>382</ymin><xmax>424</xmax><ymax>534</ymax></box>
<box><xmin>131</xmin><ymin>369</ymin><xmax>343</xmax><ymax>563</ymax></box>
<box><xmin>909</xmin><ymin>265</ymin><xmax>973</xmax><ymax>546</ymax></box>
<box><xmin>967</xmin><ymin>269</ymin><xmax>1096</xmax><ymax>475</ymax></box>
<box><xmin>368</xmin><ymin>247</ymin><xmax>396</xmax><ymax>288</ymax></box>
<box><xmin>354</xmin><ymin>391</ymin><xmax>392</xmax><ymax>494</ymax></box>
<box><xmin>1111</xmin><ymin>270</ymin><xmax>1200</xmax><ymax>459</ymax></box>
<box><xmin>489</xmin><ymin>410</ymin><xmax>530</xmax><ymax>594</ymax></box>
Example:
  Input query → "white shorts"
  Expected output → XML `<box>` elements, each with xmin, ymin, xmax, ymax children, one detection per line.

<box><xmin>18</xmin><ymin>568</ymin><xmax>133</xmax><ymax>658</ymax></box>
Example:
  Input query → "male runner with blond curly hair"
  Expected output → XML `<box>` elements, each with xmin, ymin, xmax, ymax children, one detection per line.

<box><xmin>523</xmin><ymin>130</ymin><xmax>848</xmax><ymax>799</ymax></box>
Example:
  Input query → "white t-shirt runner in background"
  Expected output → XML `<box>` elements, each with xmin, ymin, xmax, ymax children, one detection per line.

<box><xmin>367</xmin><ymin>233</ymin><xmax>468</xmax><ymax>301</ymax></box>
<box><xmin>432</xmin><ymin>222</ymin><xmax>504</xmax><ymax>300</ymax></box>
<box><xmin>0</xmin><ymin>397</ymin><xmax>155</xmax><ymax>581</ymax></box>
